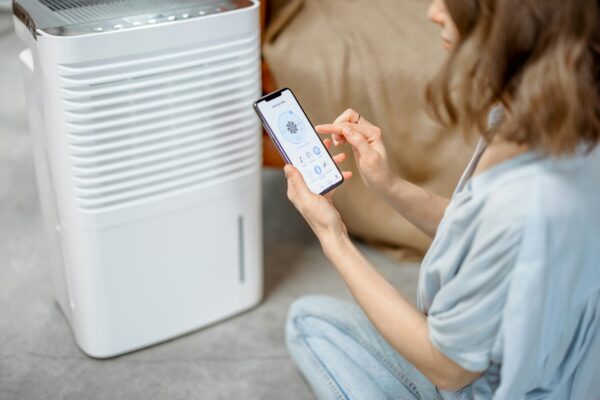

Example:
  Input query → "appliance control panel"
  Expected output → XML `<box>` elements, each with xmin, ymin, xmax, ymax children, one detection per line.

<box><xmin>38</xmin><ymin>0</ymin><xmax>254</xmax><ymax>37</ymax></box>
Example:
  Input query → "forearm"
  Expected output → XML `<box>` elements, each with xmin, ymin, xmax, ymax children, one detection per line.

<box><xmin>378</xmin><ymin>176</ymin><xmax>450</xmax><ymax>239</ymax></box>
<box><xmin>321</xmin><ymin>234</ymin><xmax>481</xmax><ymax>391</ymax></box>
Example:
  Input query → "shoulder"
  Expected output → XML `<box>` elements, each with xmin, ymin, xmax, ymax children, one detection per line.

<box><xmin>479</xmin><ymin>152</ymin><xmax>597</xmax><ymax>227</ymax></box>
<box><xmin>479</xmin><ymin>150</ymin><xmax>600</xmax><ymax>266</ymax></box>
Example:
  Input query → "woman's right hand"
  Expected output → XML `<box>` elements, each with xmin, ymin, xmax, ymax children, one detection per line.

<box><xmin>316</xmin><ymin>109</ymin><xmax>395</xmax><ymax>196</ymax></box>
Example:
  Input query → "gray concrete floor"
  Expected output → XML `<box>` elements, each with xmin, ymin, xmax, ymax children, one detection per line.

<box><xmin>0</xmin><ymin>13</ymin><xmax>420</xmax><ymax>400</ymax></box>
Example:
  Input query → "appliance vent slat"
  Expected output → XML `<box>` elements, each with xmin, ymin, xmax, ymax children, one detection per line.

<box><xmin>77</xmin><ymin>161</ymin><xmax>258</xmax><ymax>211</ymax></box>
<box><xmin>68</xmin><ymin>107</ymin><xmax>254</xmax><ymax>148</ymax></box>
<box><xmin>60</xmin><ymin>44</ymin><xmax>257</xmax><ymax>87</ymax></box>
<box><xmin>60</xmin><ymin>35</ymin><xmax>257</xmax><ymax>75</ymax></box>
<box><xmin>67</xmin><ymin>103</ymin><xmax>253</xmax><ymax>148</ymax></box>
<box><xmin>73</xmin><ymin>133</ymin><xmax>257</xmax><ymax>186</ymax></box>
<box><xmin>75</xmin><ymin>145</ymin><xmax>258</xmax><ymax>198</ymax></box>
<box><xmin>65</xmin><ymin>84</ymin><xmax>257</xmax><ymax>132</ymax></box>
<box><xmin>60</xmin><ymin>33</ymin><xmax>261</xmax><ymax>213</ymax></box>
<box><xmin>61</xmin><ymin>57</ymin><xmax>257</xmax><ymax>100</ymax></box>
<box><xmin>64</xmin><ymin>69</ymin><xmax>258</xmax><ymax>116</ymax></box>
<box><xmin>70</xmin><ymin>117</ymin><xmax>256</xmax><ymax>169</ymax></box>
<box><xmin>60</xmin><ymin>40</ymin><xmax>259</xmax><ymax>97</ymax></box>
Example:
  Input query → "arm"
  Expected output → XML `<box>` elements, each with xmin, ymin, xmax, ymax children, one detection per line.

<box><xmin>316</xmin><ymin>109</ymin><xmax>449</xmax><ymax>238</ymax></box>
<box><xmin>284</xmin><ymin>165</ymin><xmax>482</xmax><ymax>391</ymax></box>
<box><xmin>380</xmin><ymin>176</ymin><xmax>449</xmax><ymax>239</ymax></box>
<box><xmin>325</xmin><ymin>233</ymin><xmax>480</xmax><ymax>391</ymax></box>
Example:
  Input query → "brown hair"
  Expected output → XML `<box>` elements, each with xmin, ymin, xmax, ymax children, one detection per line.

<box><xmin>426</xmin><ymin>0</ymin><xmax>600</xmax><ymax>155</ymax></box>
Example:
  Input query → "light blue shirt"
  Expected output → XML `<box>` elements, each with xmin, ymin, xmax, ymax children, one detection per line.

<box><xmin>417</xmin><ymin>139</ymin><xmax>600</xmax><ymax>399</ymax></box>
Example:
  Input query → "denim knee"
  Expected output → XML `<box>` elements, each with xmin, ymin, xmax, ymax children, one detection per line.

<box><xmin>286</xmin><ymin>295</ymin><xmax>341</xmax><ymax>345</ymax></box>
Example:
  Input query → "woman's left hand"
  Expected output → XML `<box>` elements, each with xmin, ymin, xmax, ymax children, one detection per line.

<box><xmin>284</xmin><ymin>139</ymin><xmax>353</xmax><ymax>246</ymax></box>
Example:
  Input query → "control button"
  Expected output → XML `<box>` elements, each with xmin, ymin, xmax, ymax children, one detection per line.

<box><xmin>182</xmin><ymin>13</ymin><xmax>190</xmax><ymax>18</ymax></box>
<box><xmin>132</xmin><ymin>21</ymin><xmax>142</xmax><ymax>26</ymax></box>
<box><xmin>199</xmin><ymin>10</ymin><xmax>206</xmax><ymax>15</ymax></box>
<box><xmin>148</xmin><ymin>18</ymin><xmax>157</xmax><ymax>24</ymax></box>
<box><xmin>314</xmin><ymin>165</ymin><xmax>323</xmax><ymax>175</ymax></box>
<box><xmin>313</xmin><ymin>146</ymin><xmax>321</xmax><ymax>155</ymax></box>
<box><xmin>92</xmin><ymin>27</ymin><xmax>103</xmax><ymax>32</ymax></box>
<box><xmin>167</xmin><ymin>15</ymin><xmax>176</xmax><ymax>21</ymax></box>
<box><xmin>113</xmin><ymin>24</ymin><xmax>123</xmax><ymax>29</ymax></box>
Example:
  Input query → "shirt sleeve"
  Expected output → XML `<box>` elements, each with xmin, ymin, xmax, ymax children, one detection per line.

<box><xmin>426</xmin><ymin>203</ymin><xmax>524</xmax><ymax>372</ymax></box>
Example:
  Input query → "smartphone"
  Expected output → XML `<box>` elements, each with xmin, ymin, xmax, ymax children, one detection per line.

<box><xmin>253</xmin><ymin>88</ymin><xmax>344</xmax><ymax>195</ymax></box>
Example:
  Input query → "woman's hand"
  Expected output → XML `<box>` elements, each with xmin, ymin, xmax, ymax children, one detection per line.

<box><xmin>285</xmin><ymin>139</ymin><xmax>353</xmax><ymax>247</ymax></box>
<box><xmin>316</xmin><ymin>109</ymin><xmax>395</xmax><ymax>197</ymax></box>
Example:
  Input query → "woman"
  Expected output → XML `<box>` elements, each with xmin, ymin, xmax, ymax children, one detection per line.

<box><xmin>283</xmin><ymin>0</ymin><xmax>600</xmax><ymax>399</ymax></box>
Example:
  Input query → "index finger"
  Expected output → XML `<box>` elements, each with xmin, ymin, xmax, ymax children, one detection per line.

<box><xmin>315</xmin><ymin>124</ymin><xmax>343</xmax><ymax>135</ymax></box>
<box><xmin>315</xmin><ymin>124</ymin><xmax>347</xmax><ymax>146</ymax></box>
<box><xmin>317</xmin><ymin>122</ymin><xmax>374</xmax><ymax>139</ymax></box>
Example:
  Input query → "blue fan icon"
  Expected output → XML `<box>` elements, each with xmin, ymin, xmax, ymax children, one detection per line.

<box><xmin>278</xmin><ymin>111</ymin><xmax>306</xmax><ymax>144</ymax></box>
<box><xmin>286</xmin><ymin>121</ymin><xmax>299</xmax><ymax>135</ymax></box>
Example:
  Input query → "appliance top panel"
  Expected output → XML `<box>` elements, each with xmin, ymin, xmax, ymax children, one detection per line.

<box><xmin>13</xmin><ymin>0</ymin><xmax>255</xmax><ymax>38</ymax></box>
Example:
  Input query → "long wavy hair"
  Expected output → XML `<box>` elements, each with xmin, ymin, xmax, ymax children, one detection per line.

<box><xmin>426</xmin><ymin>0</ymin><xmax>600</xmax><ymax>155</ymax></box>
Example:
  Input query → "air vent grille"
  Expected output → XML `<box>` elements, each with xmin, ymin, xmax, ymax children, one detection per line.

<box><xmin>40</xmin><ymin>0</ymin><xmax>127</xmax><ymax>12</ymax></box>
<box><xmin>59</xmin><ymin>33</ymin><xmax>261</xmax><ymax>213</ymax></box>
<box><xmin>37</xmin><ymin>0</ymin><xmax>242</xmax><ymax>26</ymax></box>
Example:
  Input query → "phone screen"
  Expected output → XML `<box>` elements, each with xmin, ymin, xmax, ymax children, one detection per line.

<box><xmin>255</xmin><ymin>89</ymin><xmax>344</xmax><ymax>195</ymax></box>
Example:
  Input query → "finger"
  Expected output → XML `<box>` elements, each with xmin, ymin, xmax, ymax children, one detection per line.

<box><xmin>285</xmin><ymin>167</ymin><xmax>302</xmax><ymax>208</ymax></box>
<box><xmin>285</xmin><ymin>168</ymin><xmax>298</xmax><ymax>203</ymax></box>
<box><xmin>316</xmin><ymin>124</ymin><xmax>348</xmax><ymax>146</ymax></box>
<box><xmin>333</xmin><ymin>152</ymin><xmax>347</xmax><ymax>164</ymax></box>
<box><xmin>315</xmin><ymin>124</ymin><xmax>343</xmax><ymax>134</ymax></box>
<box><xmin>284</xmin><ymin>165</ymin><xmax>313</xmax><ymax>205</ymax></box>
<box><xmin>316</xmin><ymin>125</ymin><xmax>346</xmax><ymax>145</ymax></box>
<box><xmin>334</xmin><ymin>108</ymin><xmax>361</xmax><ymax>124</ymax></box>
<box><xmin>317</xmin><ymin>122</ymin><xmax>376</xmax><ymax>140</ymax></box>
<box><xmin>323</xmin><ymin>138</ymin><xmax>331</xmax><ymax>151</ymax></box>
<box><xmin>333</xmin><ymin>134</ymin><xmax>346</xmax><ymax>146</ymax></box>
<box><xmin>321</xmin><ymin>123</ymin><xmax>371</xmax><ymax>152</ymax></box>
<box><xmin>323</xmin><ymin>171</ymin><xmax>352</xmax><ymax>202</ymax></box>
<box><xmin>356</xmin><ymin>114</ymin><xmax>374</xmax><ymax>127</ymax></box>
<box><xmin>343</xmin><ymin>127</ymin><xmax>372</xmax><ymax>155</ymax></box>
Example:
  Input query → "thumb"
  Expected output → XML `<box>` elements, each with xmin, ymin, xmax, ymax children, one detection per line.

<box><xmin>284</xmin><ymin>165</ymin><xmax>313</xmax><ymax>202</ymax></box>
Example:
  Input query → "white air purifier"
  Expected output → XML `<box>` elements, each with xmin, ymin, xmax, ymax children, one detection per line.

<box><xmin>13</xmin><ymin>0</ymin><xmax>263</xmax><ymax>358</ymax></box>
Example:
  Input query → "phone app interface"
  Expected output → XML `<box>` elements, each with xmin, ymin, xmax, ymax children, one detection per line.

<box><xmin>257</xmin><ymin>90</ymin><xmax>342</xmax><ymax>194</ymax></box>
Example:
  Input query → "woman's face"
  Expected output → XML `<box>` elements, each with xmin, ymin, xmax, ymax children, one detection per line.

<box><xmin>428</xmin><ymin>0</ymin><xmax>460</xmax><ymax>50</ymax></box>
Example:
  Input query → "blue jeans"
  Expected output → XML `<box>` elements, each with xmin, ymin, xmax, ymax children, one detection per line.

<box><xmin>286</xmin><ymin>295</ymin><xmax>471</xmax><ymax>400</ymax></box>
